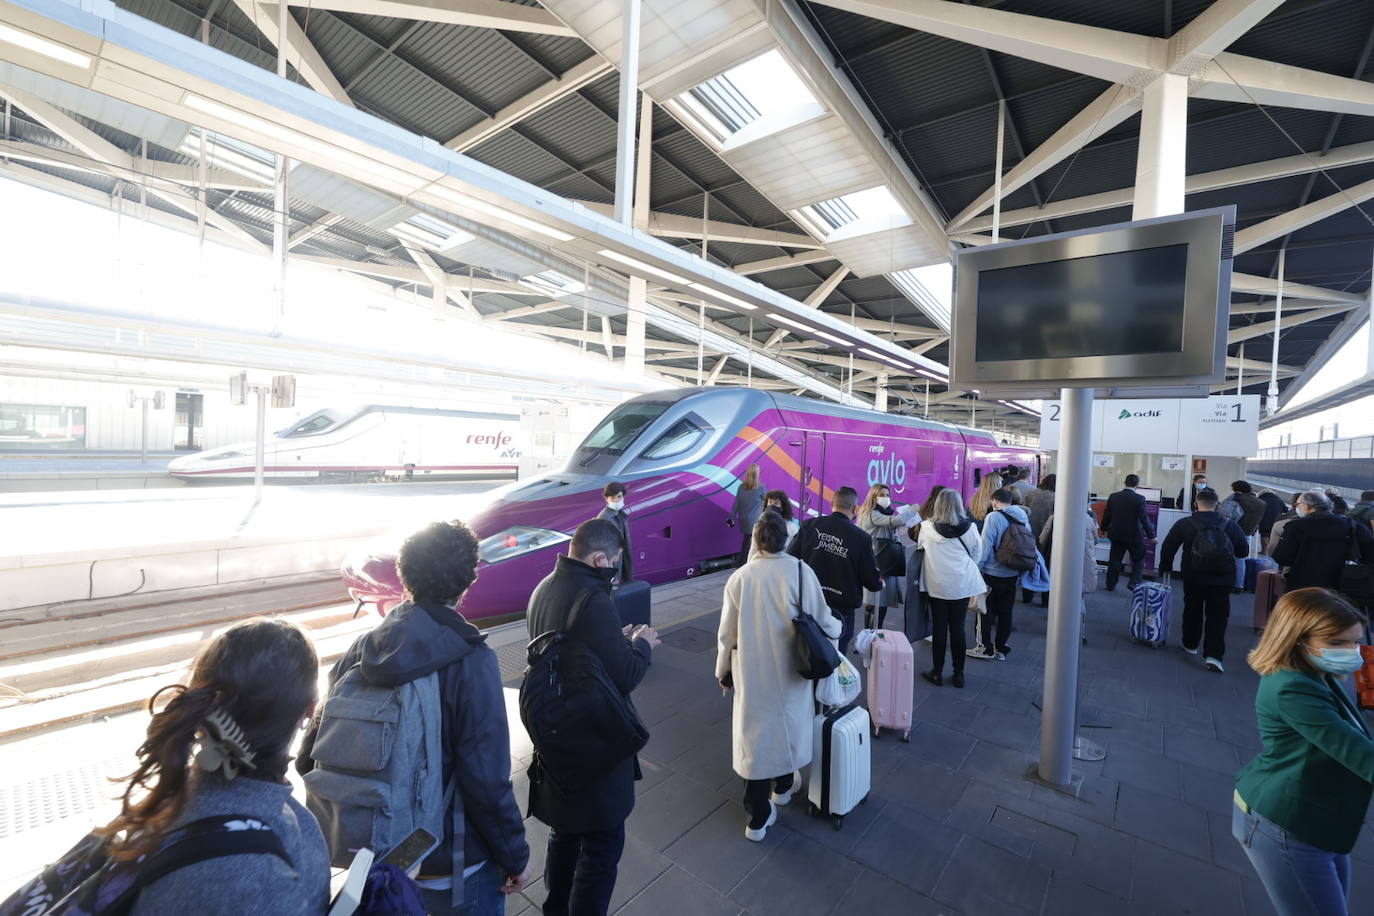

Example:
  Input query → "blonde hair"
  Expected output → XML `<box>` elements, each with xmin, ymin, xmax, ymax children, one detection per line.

<box><xmin>860</xmin><ymin>483</ymin><xmax>889</xmax><ymax>517</ymax></box>
<box><xmin>1248</xmin><ymin>587</ymin><xmax>1367</xmax><ymax>676</ymax></box>
<box><xmin>742</xmin><ymin>463</ymin><xmax>760</xmax><ymax>490</ymax></box>
<box><xmin>970</xmin><ymin>473</ymin><xmax>1002</xmax><ymax>521</ymax></box>
<box><xmin>931</xmin><ymin>489</ymin><xmax>966</xmax><ymax>528</ymax></box>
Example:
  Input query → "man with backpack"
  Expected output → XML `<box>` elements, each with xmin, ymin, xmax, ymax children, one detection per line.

<box><xmin>969</xmin><ymin>488</ymin><xmax>1037</xmax><ymax>661</ymax></box>
<box><xmin>300</xmin><ymin>521</ymin><xmax>532</xmax><ymax>915</ymax></box>
<box><xmin>1159</xmin><ymin>488</ymin><xmax>1248</xmax><ymax>673</ymax></box>
<box><xmin>525</xmin><ymin>518</ymin><xmax>660</xmax><ymax>916</ymax></box>
<box><xmin>787</xmin><ymin>485</ymin><xmax>882</xmax><ymax>657</ymax></box>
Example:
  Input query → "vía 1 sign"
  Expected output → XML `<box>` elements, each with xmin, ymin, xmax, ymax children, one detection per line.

<box><xmin>1039</xmin><ymin>395</ymin><xmax>1260</xmax><ymax>458</ymax></box>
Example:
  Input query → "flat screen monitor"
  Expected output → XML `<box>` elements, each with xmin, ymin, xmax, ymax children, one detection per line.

<box><xmin>950</xmin><ymin>208</ymin><xmax>1234</xmax><ymax>393</ymax></box>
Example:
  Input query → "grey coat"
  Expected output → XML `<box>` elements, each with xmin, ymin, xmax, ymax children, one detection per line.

<box><xmin>132</xmin><ymin>774</ymin><xmax>330</xmax><ymax>915</ymax></box>
<box><xmin>731</xmin><ymin>485</ymin><xmax>765</xmax><ymax>532</ymax></box>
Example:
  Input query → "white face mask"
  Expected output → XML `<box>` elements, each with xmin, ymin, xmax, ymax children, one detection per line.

<box><xmin>877</xmin><ymin>497</ymin><xmax>891</xmax><ymax>509</ymax></box>
<box><xmin>607</xmin><ymin>498</ymin><xmax>625</xmax><ymax>511</ymax></box>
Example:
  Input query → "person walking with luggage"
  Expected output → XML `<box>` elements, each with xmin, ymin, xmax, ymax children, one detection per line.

<box><xmin>717</xmin><ymin>512</ymin><xmax>841</xmax><ymax>841</ymax></box>
<box><xmin>598</xmin><ymin>482</ymin><xmax>633</xmax><ymax>583</ymax></box>
<box><xmin>969</xmin><ymin>472</ymin><xmax>1003</xmax><ymax>532</ymax></box>
<box><xmin>525</xmin><ymin>519</ymin><xmax>660</xmax><ymax>916</ymax></box>
<box><xmin>48</xmin><ymin>619</ymin><xmax>331</xmax><ymax>916</ymax></box>
<box><xmin>858</xmin><ymin>484</ymin><xmax>906</xmax><ymax>631</ymax></box>
<box><xmin>1273</xmin><ymin>491</ymin><xmax>1374</xmax><ymax>592</ymax></box>
<box><xmin>302</xmin><ymin>521</ymin><xmax>532</xmax><ymax>915</ymax></box>
<box><xmin>1234</xmin><ymin>587</ymin><xmax>1374</xmax><ymax>916</ymax></box>
<box><xmin>1159</xmin><ymin>488</ymin><xmax>1249</xmax><ymax>673</ymax></box>
<box><xmin>969</xmin><ymin>489</ymin><xmax>1036</xmax><ymax>660</ymax></box>
<box><xmin>788</xmin><ymin>486</ymin><xmax>881</xmax><ymax>657</ymax></box>
<box><xmin>728</xmin><ymin>464</ymin><xmax>765</xmax><ymax>567</ymax></box>
<box><xmin>1101</xmin><ymin>474</ymin><xmax>1155</xmax><ymax>592</ymax></box>
<box><xmin>917</xmin><ymin>489</ymin><xmax>982</xmax><ymax>687</ymax></box>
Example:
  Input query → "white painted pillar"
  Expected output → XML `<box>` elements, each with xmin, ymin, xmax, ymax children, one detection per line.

<box><xmin>991</xmin><ymin>100</ymin><xmax>1005</xmax><ymax>244</ymax></box>
<box><xmin>1269</xmin><ymin>249</ymin><xmax>1285</xmax><ymax>415</ymax></box>
<box><xmin>624</xmin><ymin>91</ymin><xmax>651</xmax><ymax>376</ymax></box>
<box><xmin>271</xmin><ymin>0</ymin><xmax>291</xmax><ymax>319</ymax></box>
<box><xmin>1131</xmin><ymin>73</ymin><xmax>1188</xmax><ymax>219</ymax></box>
<box><xmin>1366</xmin><ymin>248</ymin><xmax>1374</xmax><ymax>375</ymax></box>
<box><xmin>875</xmin><ymin>370</ymin><xmax>889</xmax><ymax>412</ymax></box>
<box><xmin>612</xmin><ymin>0</ymin><xmax>641</xmax><ymax>226</ymax></box>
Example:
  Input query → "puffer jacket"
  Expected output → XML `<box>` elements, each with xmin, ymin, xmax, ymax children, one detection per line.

<box><xmin>917</xmin><ymin>517</ymin><xmax>984</xmax><ymax>600</ymax></box>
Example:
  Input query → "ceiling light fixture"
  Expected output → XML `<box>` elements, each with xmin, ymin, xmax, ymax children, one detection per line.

<box><xmin>431</xmin><ymin>186</ymin><xmax>574</xmax><ymax>242</ymax></box>
<box><xmin>597</xmin><ymin>249</ymin><xmax>690</xmax><ymax>286</ymax></box>
<box><xmin>687</xmin><ymin>282</ymin><xmax>758</xmax><ymax>310</ymax></box>
<box><xmin>0</xmin><ymin>24</ymin><xmax>91</xmax><ymax>69</ymax></box>
<box><xmin>183</xmin><ymin>94</ymin><xmax>413</xmax><ymax>188</ymax></box>
<box><xmin>766</xmin><ymin>312</ymin><xmax>851</xmax><ymax>347</ymax></box>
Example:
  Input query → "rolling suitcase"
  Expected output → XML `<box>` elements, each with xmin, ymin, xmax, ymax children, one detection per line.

<box><xmin>1355</xmin><ymin>646</ymin><xmax>1374</xmax><ymax>710</ymax></box>
<box><xmin>612</xmin><ymin>579</ymin><xmax>651</xmax><ymax>628</ymax></box>
<box><xmin>867</xmin><ymin>630</ymin><xmax>914</xmax><ymax>741</ymax></box>
<box><xmin>807</xmin><ymin>704</ymin><xmax>870</xmax><ymax>831</ymax></box>
<box><xmin>1253</xmin><ymin>569</ymin><xmax>1285</xmax><ymax>633</ymax></box>
<box><xmin>1129</xmin><ymin>575</ymin><xmax>1172</xmax><ymax>647</ymax></box>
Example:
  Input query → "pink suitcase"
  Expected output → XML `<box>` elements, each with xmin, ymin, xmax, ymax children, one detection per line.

<box><xmin>867</xmin><ymin>629</ymin><xmax>914</xmax><ymax>741</ymax></box>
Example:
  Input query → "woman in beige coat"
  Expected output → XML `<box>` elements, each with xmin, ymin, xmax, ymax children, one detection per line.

<box><xmin>717</xmin><ymin>511</ymin><xmax>841</xmax><ymax>842</ymax></box>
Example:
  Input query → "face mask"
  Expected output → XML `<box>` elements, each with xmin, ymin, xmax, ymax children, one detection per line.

<box><xmin>877</xmin><ymin>497</ymin><xmax>891</xmax><ymax>509</ymax></box>
<box><xmin>607</xmin><ymin>498</ymin><xmax>624</xmax><ymax>511</ymax></box>
<box><xmin>1196</xmin><ymin>482</ymin><xmax>1207</xmax><ymax>490</ymax></box>
<box><xmin>1306</xmin><ymin>646</ymin><xmax>1364</xmax><ymax>676</ymax></box>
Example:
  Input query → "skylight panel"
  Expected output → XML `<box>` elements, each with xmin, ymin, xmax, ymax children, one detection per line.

<box><xmin>889</xmin><ymin>262</ymin><xmax>952</xmax><ymax>334</ymax></box>
<box><xmin>791</xmin><ymin>185</ymin><xmax>911</xmax><ymax>243</ymax></box>
<box><xmin>178</xmin><ymin>129</ymin><xmax>274</xmax><ymax>184</ymax></box>
<box><xmin>521</xmin><ymin>270</ymin><xmax>585</xmax><ymax>299</ymax></box>
<box><xmin>673</xmin><ymin>49</ymin><xmax>819</xmax><ymax>145</ymax></box>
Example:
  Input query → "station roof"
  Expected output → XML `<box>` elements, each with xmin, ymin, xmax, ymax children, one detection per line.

<box><xmin>0</xmin><ymin>0</ymin><xmax>1369</xmax><ymax>437</ymax></box>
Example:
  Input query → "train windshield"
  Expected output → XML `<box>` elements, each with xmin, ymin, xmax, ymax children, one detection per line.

<box><xmin>278</xmin><ymin>408</ymin><xmax>344</xmax><ymax>438</ymax></box>
<box><xmin>576</xmin><ymin>402</ymin><xmax>669</xmax><ymax>459</ymax></box>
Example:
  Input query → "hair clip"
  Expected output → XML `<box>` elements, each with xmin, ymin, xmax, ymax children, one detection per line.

<box><xmin>195</xmin><ymin>708</ymin><xmax>256</xmax><ymax>781</ymax></box>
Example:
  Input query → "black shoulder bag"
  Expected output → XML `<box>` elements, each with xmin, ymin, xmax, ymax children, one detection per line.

<box><xmin>1339</xmin><ymin>520</ymin><xmax>1374</xmax><ymax>604</ymax></box>
<box><xmin>792</xmin><ymin>558</ymin><xmax>840</xmax><ymax>680</ymax></box>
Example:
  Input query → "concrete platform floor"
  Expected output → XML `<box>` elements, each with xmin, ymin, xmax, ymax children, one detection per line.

<box><xmin>500</xmin><ymin>575</ymin><xmax>1374</xmax><ymax>916</ymax></box>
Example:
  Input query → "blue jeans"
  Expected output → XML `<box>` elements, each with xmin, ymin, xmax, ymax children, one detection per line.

<box><xmin>1232</xmin><ymin>801</ymin><xmax>1352</xmax><ymax>915</ymax></box>
<box><xmin>419</xmin><ymin>861</ymin><xmax>506</xmax><ymax>915</ymax></box>
<box><xmin>836</xmin><ymin>608</ymin><xmax>856</xmax><ymax>656</ymax></box>
<box><xmin>543</xmin><ymin>824</ymin><xmax>626</xmax><ymax>916</ymax></box>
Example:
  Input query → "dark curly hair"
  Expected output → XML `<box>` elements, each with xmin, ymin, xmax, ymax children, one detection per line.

<box><xmin>397</xmin><ymin>520</ymin><xmax>480</xmax><ymax>606</ymax></box>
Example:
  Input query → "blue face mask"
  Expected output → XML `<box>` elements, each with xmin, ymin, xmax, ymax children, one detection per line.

<box><xmin>1306</xmin><ymin>646</ymin><xmax>1364</xmax><ymax>676</ymax></box>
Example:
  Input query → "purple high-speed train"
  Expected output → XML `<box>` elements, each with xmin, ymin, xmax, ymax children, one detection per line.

<box><xmin>341</xmin><ymin>387</ymin><xmax>1041</xmax><ymax>622</ymax></box>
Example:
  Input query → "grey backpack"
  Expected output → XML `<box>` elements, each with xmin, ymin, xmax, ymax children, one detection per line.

<box><xmin>303</xmin><ymin>661</ymin><xmax>456</xmax><ymax>876</ymax></box>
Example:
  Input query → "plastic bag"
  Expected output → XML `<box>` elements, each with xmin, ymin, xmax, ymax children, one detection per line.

<box><xmin>970</xmin><ymin>590</ymin><xmax>988</xmax><ymax>616</ymax></box>
<box><xmin>815</xmin><ymin>656</ymin><xmax>861</xmax><ymax>708</ymax></box>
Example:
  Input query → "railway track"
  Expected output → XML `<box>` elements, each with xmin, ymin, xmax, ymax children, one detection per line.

<box><xmin>0</xmin><ymin>574</ymin><xmax>370</xmax><ymax>738</ymax></box>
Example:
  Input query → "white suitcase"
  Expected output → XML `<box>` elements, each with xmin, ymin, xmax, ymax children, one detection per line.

<box><xmin>807</xmin><ymin>705</ymin><xmax>871</xmax><ymax>830</ymax></box>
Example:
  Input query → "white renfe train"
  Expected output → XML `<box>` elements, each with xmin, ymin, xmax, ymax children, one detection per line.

<box><xmin>167</xmin><ymin>405</ymin><xmax>523</xmax><ymax>481</ymax></box>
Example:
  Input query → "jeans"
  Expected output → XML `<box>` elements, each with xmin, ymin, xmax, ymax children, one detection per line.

<box><xmin>927</xmin><ymin>596</ymin><xmax>968</xmax><ymax>675</ymax></box>
<box><xmin>743</xmin><ymin>773</ymin><xmax>795</xmax><ymax>828</ymax></box>
<box><xmin>1182</xmin><ymin>583</ymin><xmax>1231</xmax><ymax>659</ymax></box>
<box><xmin>1232</xmin><ymin>800</ymin><xmax>1351</xmax><ymax>915</ymax></box>
<box><xmin>1106</xmin><ymin>539</ymin><xmax>1147</xmax><ymax>590</ymax></box>
<box><xmin>543</xmin><ymin>824</ymin><xmax>626</xmax><ymax>916</ymax></box>
<box><xmin>979</xmin><ymin>574</ymin><xmax>1018</xmax><ymax>653</ymax></box>
<box><xmin>419</xmin><ymin>861</ymin><xmax>506</xmax><ymax>915</ymax></box>
<box><xmin>836</xmin><ymin>608</ymin><xmax>857</xmax><ymax>656</ymax></box>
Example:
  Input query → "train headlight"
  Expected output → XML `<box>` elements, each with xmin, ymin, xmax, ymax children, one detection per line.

<box><xmin>478</xmin><ymin>526</ymin><xmax>571</xmax><ymax>564</ymax></box>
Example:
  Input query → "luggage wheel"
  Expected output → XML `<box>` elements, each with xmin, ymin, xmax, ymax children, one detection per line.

<box><xmin>859</xmin><ymin>794</ymin><xmax>870</xmax><ymax>805</ymax></box>
<box><xmin>900</xmin><ymin>731</ymin><xmax>911</xmax><ymax>743</ymax></box>
<box><xmin>806</xmin><ymin>801</ymin><xmax>819</xmax><ymax>818</ymax></box>
<box><xmin>831</xmin><ymin>814</ymin><xmax>844</xmax><ymax>831</ymax></box>
<box><xmin>872</xmin><ymin>727</ymin><xmax>881</xmax><ymax>739</ymax></box>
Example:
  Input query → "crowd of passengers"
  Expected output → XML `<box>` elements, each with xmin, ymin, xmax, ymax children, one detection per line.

<box><xmin>9</xmin><ymin>470</ymin><xmax>1374</xmax><ymax>916</ymax></box>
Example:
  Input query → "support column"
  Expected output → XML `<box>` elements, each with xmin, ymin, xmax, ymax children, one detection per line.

<box><xmin>1367</xmin><ymin>248</ymin><xmax>1374</xmax><ymax>375</ymax></box>
<box><xmin>875</xmin><ymin>370</ymin><xmax>889</xmax><ymax>412</ymax></box>
<box><xmin>1131</xmin><ymin>73</ymin><xmax>1188</xmax><ymax>219</ymax></box>
<box><xmin>271</xmin><ymin>0</ymin><xmax>290</xmax><ymax>319</ymax></box>
<box><xmin>1269</xmin><ymin>249</ymin><xmax>1285</xmax><ymax>415</ymax></box>
<box><xmin>612</xmin><ymin>0</ymin><xmax>641</xmax><ymax>226</ymax></box>
<box><xmin>624</xmin><ymin>90</ymin><xmax>651</xmax><ymax>376</ymax></box>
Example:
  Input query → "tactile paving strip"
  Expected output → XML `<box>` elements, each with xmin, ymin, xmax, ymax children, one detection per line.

<box><xmin>0</xmin><ymin>755</ymin><xmax>128</xmax><ymax>840</ymax></box>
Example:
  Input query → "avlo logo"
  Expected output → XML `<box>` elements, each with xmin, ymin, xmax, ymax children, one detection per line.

<box><xmin>1118</xmin><ymin>409</ymin><xmax>1162</xmax><ymax>419</ymax></box>
<box><xmin>867</xmin><ymin>453</ymin><xmax>907</xmax><ymax>494</ymax></box>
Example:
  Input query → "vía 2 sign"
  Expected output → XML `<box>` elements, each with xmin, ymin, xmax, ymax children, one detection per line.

<box><xmin>1039</xmin><ymin>395</ymin><xmax>1260</xmax><ymax>458</ymax></box>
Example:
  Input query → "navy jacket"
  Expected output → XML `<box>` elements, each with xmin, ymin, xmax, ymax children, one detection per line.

<box><xmin>1101</xmin><ymin>488</ymin><xmax>1153</xmax><ymax>544</ymax></box>
<box><xmin>1272</xmin><ymin>511</ymin><xmax>1374</xmax><ymax>590</ymax></box>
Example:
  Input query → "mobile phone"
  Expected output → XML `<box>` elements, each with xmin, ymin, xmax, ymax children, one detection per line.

<box><xmin>378</xmin><ymin>828</ymin><xmax>440</xmax><ymax>877</ymax></box>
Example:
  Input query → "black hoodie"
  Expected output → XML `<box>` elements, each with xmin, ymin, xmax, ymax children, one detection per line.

<box><xmin>934</xmin><ymin>517</ymin><xmax>973</xmax><ymax>540</ymax></box>
<box><xmin>299</xmin><ymin>601</ymin><xmax>529</xmax><ymax>882</ymax></box>
<box><xmin>1159</xmin><ymin>510</ymin><xmax>1248</xmax><ymax>586</ymax></box>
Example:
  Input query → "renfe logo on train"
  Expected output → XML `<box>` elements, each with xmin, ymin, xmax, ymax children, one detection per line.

<box><xmin>866</xmin><ymin>443</ymin><xmax>907</xmax><ymax>494</ymax></box>
<box><xmin>467</xmin><ymin>431</ymin><xmax>514</xmax><ymax>450</ymax></box>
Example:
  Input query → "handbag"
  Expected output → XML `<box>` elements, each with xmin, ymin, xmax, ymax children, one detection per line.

<box><xmin>1339</xmin><ymin>521</ymin><xmax>1374</xmax><ymax>604</ymax></box>
<box><xmin>815</xmin><ymin>656</ymin><xmax>861</xmax><ymax>707</ymax></box>
<box><xmin>792</xmin><ymin>558</ymin><xmax>840</xmax><ymax>680</ymax></box>
<box><xmin>874</xmin><ymin>537</ymin><xmax>907</xmax><ymax>578</ymax></box>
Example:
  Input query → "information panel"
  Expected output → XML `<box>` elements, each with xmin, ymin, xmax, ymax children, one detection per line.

<box><xmin>1039</xmin><ymin>395</ymin><xmax>1260</xmax><ymax>457</ymax></box>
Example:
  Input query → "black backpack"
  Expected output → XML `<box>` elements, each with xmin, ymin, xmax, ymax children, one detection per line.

<box><xmin>1189</xmin><ymin>520</ymin><xmax>1235</xmax><ymax>575</ymax></box>
<box><xmin>519</xmin><ymin>588</ymin><xmax>649</xmax><ymax>796</ymax></box>
<box><xmin>993</xmin><ymin>512</ymin><xmax>1038</xmax><ymax>571</ymax></box>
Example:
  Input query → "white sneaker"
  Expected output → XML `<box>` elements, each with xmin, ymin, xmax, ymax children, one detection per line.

<box><xmin>966</xmin><ymin>645</ymin><xmax>998</xmax><ymax>661</ymax></box>
<box><xmin>1205</xmin><ymin>657</ymin><xmax>1225</xmax><ymax>673</ymax></box>
<box><xmin>771</xmin><ymin>773</ymin><xmax>800</xmax><ymax>806</ymax></box>
<box><xmin>923</xmin><ymin>635</ymin><xmax>933</xmax><ymax>643</ymax></box>
<box><xmin>744</xmin><ymin>802</ymin><xmax>777</xmax><ymax>842</ymax></box>
<box><xmin>1182</xmin><ymin>643</ymin><xmax>1200</xmax><ymax>656</ymax></box>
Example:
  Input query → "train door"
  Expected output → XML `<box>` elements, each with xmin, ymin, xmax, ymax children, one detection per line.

<box><xmin>801</xmin><ymin>431</ymin><xmax>825</xmax><ymax>519</ymax></box>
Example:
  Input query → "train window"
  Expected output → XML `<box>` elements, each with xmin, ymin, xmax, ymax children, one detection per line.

<box><xmin>578</xmin><ymin>402</ymin><xmax>669</xmax><ymax>456</ymax></box>
<box><xmin>640</xmin><ymin>418</ymin><xmax>706</xmax><ymax>460</ymax></box>
<box><xmin>279</xmin><ymin>409</ymin><xmax>342</xmax><ymax>438</ymax></box>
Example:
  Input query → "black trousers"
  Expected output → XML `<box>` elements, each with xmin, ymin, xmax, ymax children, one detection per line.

<box><xmin>1181</xmin><ymin>583</ymin><xmax>1232</xmax><ymax>660</ymax></box>
<box><xmin>543</xmin><ymin>824</ymin><xmax>626</xmax><ymax>916</ymax></box>
<box><xmin>1106</xmin><ymin>539</ymin><xmax>1147</xmax><ymax>590</ymax></box>
<box><xmin>836</xmin><ymin>608</ymin><xmax>857</xmax><ymax>656</ymax></box>
<box><xmin>979</xmin><ymin>574</ymin><xmax>1018</xmax><ymax>653</ymax></box>
<box><xmin>743</xmin><ymin>773</ymin><xmax>795</xmax><ymax>829</ymax></box>
<box><xmin>864</xmin><ymin>605</ymin><xmax>890</xmax><ymax>630</ymax></box>
<box><xmin>927</xmin><ymin>596</ymin><xmax>968</xmax><ymax>675</ymax></box>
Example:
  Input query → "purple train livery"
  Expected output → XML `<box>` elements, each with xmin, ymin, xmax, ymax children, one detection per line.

<box><xmin>340</xmin><ymin>387</ymin><xmax>1042</xmax><ymax>623</ymax></box>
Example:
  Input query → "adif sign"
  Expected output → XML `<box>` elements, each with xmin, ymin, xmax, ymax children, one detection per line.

<box><xmin>1039</xmin><ymin>395</ymin><xmax>1259</xmax><ymax>458</ymax></box>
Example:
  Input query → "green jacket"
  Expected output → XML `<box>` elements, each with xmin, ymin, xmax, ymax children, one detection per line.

<box><xmin>1236</xmin><ymin>667</ymin><xmax>1374</xmax><ymax>854</ymax></box>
